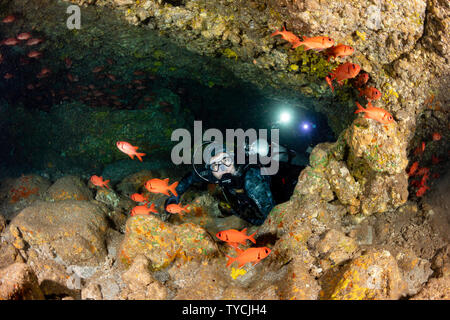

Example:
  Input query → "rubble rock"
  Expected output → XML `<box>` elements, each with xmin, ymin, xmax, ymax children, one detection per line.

<box><xmin>0</xmin><ymin>263</ymin><xmax>45</xmax><ymax>300</ymax></box>
<box><xmin>120</xmin><ymin>255</ymin><xmax>167</xmax><ymax>300</ymax></box>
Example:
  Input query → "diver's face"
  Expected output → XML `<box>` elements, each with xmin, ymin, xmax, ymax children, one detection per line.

<box><xmin>210</xmin><ymin>152</ymin><xmax>235</xmax><ymax>180</ymax></box>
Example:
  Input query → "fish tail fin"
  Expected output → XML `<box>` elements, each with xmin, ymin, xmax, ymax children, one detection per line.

<box><xmin>225</xmin><ymin>255</ymin><xmax>235</xmax><ymax>268</ymax></box>
<box><xmin>136</xmin><ymin>152</ymin><xmax>145</xmax><ymax>162</ymax></box>
<box><xmin>325</xmin><ymin>76</ymin><xmax>334</xmax><ymax>92</ymax></box>
<box><xmin>291</xmin><ymin>41</ymin><xmax>303</xmax><ymax>49</ymax></box>
<box><xmin>183</xmin><ymin>204</ymin><xmax>190</xmax><ymax>213</ymax></box>
<box><xmin>169</xmin><ymin>181</ymin><xmax>179</xmax><ymax>197</ymax></box>
<box><xmin>104</xmin><ymin>180</ymin><xmax>111</xmax><ymax>189</ymax></box>
<box><xmin>270</xmin><ymin>30</ymin><xmax>280</xmax><ymax>37</ymax></box>
<box><xmin>355</xmin><ymin>102</ymin><xmax>366</xmax><ymax>114</ymax></box>
<box><xmin>248</xmin><ymin>231</ymin><xmax>257</xmax><ymax>244</ymax></box>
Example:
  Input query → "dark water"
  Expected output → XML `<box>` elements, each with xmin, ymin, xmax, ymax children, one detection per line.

<box><xmin>0</xmin><ymin>2</ymin><xmax>335</xmax><ymax>181</ymax></box>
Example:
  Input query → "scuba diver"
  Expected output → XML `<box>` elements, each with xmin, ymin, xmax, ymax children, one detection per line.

<box><xmin>163</xmin><ymin>139</ymin><xmax>304</xmax><ymax>226</ymax></box>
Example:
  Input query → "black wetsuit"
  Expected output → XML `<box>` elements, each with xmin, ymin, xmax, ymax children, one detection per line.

<box><xmin>165</xmin><ymin>165</ymin><xmax>275</xmax><ymax>226</ymax></box>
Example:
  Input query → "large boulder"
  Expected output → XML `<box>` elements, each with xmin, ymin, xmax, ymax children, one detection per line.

<box><xmin>0</xmin><ymin>263</ymin><xmax>45</xmax><ymax>300</ymax></box>
<box><xmin>118</xmin><ymin>214</ymin><xmax>218</xmax><ymax>270</ymax></box>
<box><xmin>319</xmin><ymin>249</ymin><xmax>408</xmax><ymax>300</ymax></box>
<box><xmin>45</xmin><ymin>175</ymin><xmax>93</xmax><ymax>202</ymax></box>
<box><xmin>0</xmin><ymin>175</ymin><xmax>51</xmax><ymax>220</ymax></box>
<box><xmin>9</xmin><ymin>200</ymin><xmax>109</xmax><ymax>266</ymax></box>
<box><xmin>345</xmin><ymin>117</ymin><xmax>408</xmax><ymax>175</ymax></box>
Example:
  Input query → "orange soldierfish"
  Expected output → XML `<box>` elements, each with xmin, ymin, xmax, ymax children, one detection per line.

<box><xmin>416</xmin><ymin>167</ymin><xmax>430</xmax><ymax>177</ymax></box>
<box><xmin>325</xmin><ymin>62</ymin><xmax>361</xmax><ymax>92</ymax></box>
<box><xmin>407</xmin><ymin>161</ymin><xmax>419</xmax><ymax>176</ymax></box>
<box><xmin>90</xmin><ymin>175</ymin><xmax>110</xmax><ymax>189</ymax></box>
<box><xmin>413</xmin><ymin>142</ymin><xmax>426</xmax><ymax>156</ymax></box>
<box><xmin>26</xmin><ymin>38</ymin><xmax>43</xmax><ymax>46</ymax></box>
<box><xmin>2</xmin><ymin>15</ymin><xmax>15</xmax><ymax>23</ymax></box>
<box><xmin>416</xmin><ymin>185</ymin><xmax>429</xmax><ymax>197</ymax></box>
<box><xmin>271</xmin><ymin>26</ymin><xmax>301</xmax><ymax>48</ymax></box>
<box><xmin>292</xmin><ymin>35</ymin><xmax>334</xmax><ymax>51</ymax></box>
<box><xmin>2</xmin><ymin>38</ymin><xmax>19</xmax><ymax>46</ymax></box>
<box><xmin>354</xmin><ymin>101</ymin><xmax>395</xmax><ymax>124</ymax></box>
<box><xmin>17</xmin><ymin>32</ymin><xmax>31</xmax><ymax>41</ymax></box>
<box><xmin>27</xmin><ymin>50</ymin><xmax>42</xmax><ymax>59</ymax></box>
<box><xmin>131</xmin><ymin>203</ymin><xmax>157</xmax><ymax>216</ymax></box>
<box><xmin>358</xmin><ymin>86</ymin><xmax>381</xmax><ymax>101</ymax></box>
<box><xmin>225</xmin><ymin>247</ymin><xmax>271</xmax><ymax>268</ymax></box>
<box><xmin>166</xmin><ymin>203</ymin><xmax>190</xmax><ymax>215</ymax></box>
<box><xmin>216</xmin><ymin>228</ymin><xmax>257</xmax><ymax>246</ymax></box>
<box><xmin>130</xmin><ymin>193</ymin><xmax>149</xmax><ymax>203</ymax></box>
<box><xmin>116</xmin><ymin>141</ymin><xmax>146</xmax><ymax>162</ymax></box>
<box><xmin>326</xmin><ymin>44</ymin><xmax>354</xmax><ymax>61</ymax></box>
<box><xmin>145</xmin><ymin>178</ymin><xmax>179</xmax><ymax>197</ymax></box>
<box><xmin>432</xmin><ymin>132</ymin><xmax>441</xmax><ymax>141</ymax></box>
<box><xmin>353</xmin><ymin>72</ymin><xmax>369</xmax><ymax>88</ymax></box>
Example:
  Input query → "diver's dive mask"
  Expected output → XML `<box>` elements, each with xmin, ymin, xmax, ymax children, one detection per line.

<box><xmin>210</xmin><ymin>155</ymin><xmax>233</xmax><ymax>172</ymax></box>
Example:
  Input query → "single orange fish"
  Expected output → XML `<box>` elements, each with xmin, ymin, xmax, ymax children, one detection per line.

<box><xmin>166</xmin><ymin>203</ymin><xmax>190</xmax><ymax>215</ymax></box>
<box><xmin>413</xmin><ymin>142</ymin><xmax>426</xmax><ymax>156</ymax></box>
<box><xmin>130</xmin><ymin>193</ymin><xmax>149</xmax><ymax>203</ymax></box>
<box><xmin>145</xmin><ymin>178</ymin><xmax>178</xmax><ymax>197</ymax></box>
<box><xmin>216</xmin><ymin>228</ymin><xmax>257</xmax><ymax>246</ymax></box>
<box><xmin>2</xmin><ymin>15</ymin><xmax>15</xmax><ymax>23</ymax></box>
<box><xmin>27</xmin><ymin>50</ymin><xmax>42</xmax><ymax>58</ymax></box>
<box><xmin>416</xmin><ymin>185</ymin><xmax>429</xmax><ymax>197</ymax></box>
<box><xmin>326</xmin><ymin>62</ymin><xmax>361</xmax><ymax>92</ymax></box>
<box><xmin>407</xmin><ymin>161</ymin><xmax>419</xmax><ymax>176</ymax></box>
<box><xmin>353</xmin><ymin>72</ymin><xmax>369</xmax><ymax>88</ymax></box>
<box><xmin>4</xmin><ymin>73</ymin><xmax>13</xmax><ymax>80</ymax></box>
<box><xmin>225</xmin><ymin>247</ymin><xmax>271</xmax><ymax>268</ymax></box>
<box><xmin>17</xmin><ymin>32</ymin><xmax>31</xmax><ymax>41</ymax></box>
<box><xmin>326</xmin><ymin>44</ymin><xmax>354</xmax><ymax>61</ymax></box>
<box><xmin>90</xmin><ymin>175</ymin><xmax>110</xmax><ymax>189</ymax></box>
<box><xmin>432</xmin><ymin>132</ymin><xmax>441</xmax><ymax>141</ymax></box>
<box><xmin>416</xmin><ymin>167</ymin><xmax>430</xmax><ymax>176</ymax></box>
<box><xmin>116</xmin><ymin>141</ymin><xmax>146</xmax><ymax>162</ymax></box>
<box><xmin>92</xmin><ymin>66</ymin><xmax>104</xmax><ymax>73</ymax></box>
<box><xmin>2</xmin><ymin>38</ymin><xmax>19</xmax><ymax>46</ymax></box>
<box><xmin>358</xmin><ymin>86</ymin><xmax>381</xmax><ymax>101</ymax></box>
<box><xmin>65</xmin><ymin>57</ymin><xmax>72</xmax><ymax>68</ymax></box>
<box><xmin>271</xmin><ymin>26</ymin><xmax>301</xmax><ymax>48</ymax></box>
<box><xmin>131</xmin><ymin>203</ymin><xmax>157</xmax><ymax>216</ymax></box>
<box><xmin>292</xmin><ymin>35</ymin><xmax>335</xmax><ymax>51</ymax></box>
<box><xmin>26</xmin><ymin>38</ymin><xmax>43</xmax><ymax>46</ymax></box>
<box><xmin>354</xmin><ymin>101</ymin><xmax>395</xmax><ymax>124</ymax></box>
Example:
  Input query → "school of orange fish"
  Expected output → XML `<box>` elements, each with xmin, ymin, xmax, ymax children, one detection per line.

<box><xmin>2</xmin><ymin>14</ymin><xmax>444</xmax><ymax>268</ymax></box>
<box><xmin>0</xmin><ymin>15</ymin><xmax>175</xmax><ymax>113</ymax></box>
<box><xmin>271</xmin><ymin>25</ymin><xmax>393</xmax><ymax>124</ymax></box>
